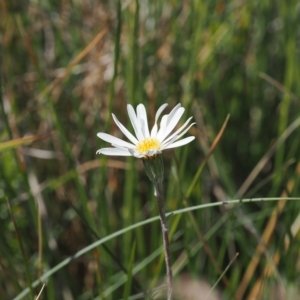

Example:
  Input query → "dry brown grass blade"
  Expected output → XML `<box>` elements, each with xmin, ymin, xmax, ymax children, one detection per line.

<box><xmin>35</xmin><ymin>283</ymin><xmax>45</xmax><ymax>300</ymax></box>
<box><xmin>235</xmin><ymin>115</ymin><xmax>300</xmax><ymax>198</ymax></box>
<box><xmin>235</xmin><ymin>166</ymin><xmax>298</xmax><ymax>300</ymax></box>
<box><xmin>246</xmin><ymin>251</ymin><xmax>280</xmax><ymax>300</ymax></box>
<box><xmin>6</xmin><ymin>198</ymin><xmax>34</xmax><ymax>298</ymax></box>
<box><xmin>36</xmin><ymin>27</ymin><xmax>107</xmax><ymax>102</ymax></box>
<box><xmin>182</xmin><ymin>205</ymin><xmax>234</xmax><ymax>293</ymax></box>
<box><xmin>186</xmin><ymin>104</ymin><xmax>230</xmax><ymax>198</ymax></box>
<box><xmin>243</xmin><ymin>163</ymin><xmax>300</xmax><ymax>300</ymax></box>
<box><xmin>259</xmin><ymin>72</ymin><xmax>300</xmax><ymax>103</ymax></box>
<box><xmin>172</xmin><ymin>111</ymin><xmax>231</xmax><ymax>279</ymax></box>
<box><xmin>198</xmin><ymin>113</ymin><xmax>231</xmax><ymax>171</ymax></box>
<box><xmin>232</xmin><ymin>97</ymin><xmax>300</xmax><ymax>300</ymax></box>
<box><xmin>77</xmin><ymin>159</ymin><xmax>128</xmax><ymax>173</ymax></box>
<box><xmin>0</xmin><ymin>133</ymin><xmax>52</xmax><ymax>152</ymax></box>
<box><xmin>0</xmin><ymin>0</ymin><xmax>7</xmax><ymax>15</ymax></box>
<box><xmin>11</xmin><ymin>159</ymin><xmax>128</xmax><ymax>205</ymax></box>
<box><xmin>235</xmin><ymin>199</ymin><xmax>287</xmax><ymax>299</ymax></box>
<box><xmin>233</xmin><ymin>116</ymin><xmax>300</xmax><ymax>299</ymax></box>
<box><xmin>16</xmin><ymin>27</ymin><xmax>107</xmax><ymax>123</ymax></box>
<box><xmin>181</xmin><ymin>109</ymin><xmax>233</xmax><ymax>293</ymax></box>
<box><xmin>15</xmin><ymin>15</ymin><xmax>39</xmax><ymax>70</ymax></box>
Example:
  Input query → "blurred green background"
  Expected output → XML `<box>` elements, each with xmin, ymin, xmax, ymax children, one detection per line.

<box><xmin>1</xmin><ymin>0</ymin><xmax>300</xmax><ymax>299</ymax></box>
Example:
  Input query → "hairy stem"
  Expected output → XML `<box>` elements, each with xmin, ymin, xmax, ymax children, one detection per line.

<box><xmin>154</xmin><ymin>179</ymin><xmax>173</xmax><ymax>300</ymax></box>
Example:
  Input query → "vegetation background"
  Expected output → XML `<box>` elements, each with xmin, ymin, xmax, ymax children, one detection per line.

<box><xmin>1</xmin><ymin>0</ymin><xmax>300</xmax><ymax>299</ymax></box>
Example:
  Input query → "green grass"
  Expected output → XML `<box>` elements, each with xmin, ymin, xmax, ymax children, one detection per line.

<box><xmin>1</xmin><ymin>0</ymin><xmax>300</xmax><ymax>299</ymax></box>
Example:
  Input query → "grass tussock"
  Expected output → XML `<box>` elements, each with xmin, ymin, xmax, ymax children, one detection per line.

<box><xmin>1</xmin><ymin>0</ymin><xmax>300</xmax><ymax>299</ymax></box>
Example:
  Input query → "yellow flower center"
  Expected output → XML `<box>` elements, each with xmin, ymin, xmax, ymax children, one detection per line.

<box><xmin>136</xmin><ymin>138</ymin><xmax>161</xmax><ymax>153</ymax></box>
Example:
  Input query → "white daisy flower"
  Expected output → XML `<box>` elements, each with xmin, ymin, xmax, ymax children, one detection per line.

<box><xmin>96</xmin><ymin>103</ymin><xmax>195</xmax><ymax>158</ymax></box>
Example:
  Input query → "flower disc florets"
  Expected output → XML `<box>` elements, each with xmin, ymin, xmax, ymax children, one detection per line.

<box><xmin>96</xmin><ymin>103</ymin><xmax>195</xmax><ymax>158</ymax></box>
<box><xmin>136</xmin><ymin>138</ymin><xmax>161</xmax><ymax>154</ymax></box>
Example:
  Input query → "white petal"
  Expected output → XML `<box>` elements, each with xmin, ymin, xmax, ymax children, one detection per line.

<box><xmin>158</xmin><ymin>107</ymin><xmax>185</xmax><ymax>141</ymax></box>
<box><xmin>156</xmin><ymin>104</ymin><xmax>182</xmax><ymax>140</ymax></box>
<box><xmin>175</xmin><ymin>122</ymin><xmax>196</xmax><ymax>140</ymax></box>
<box><xmin>166</xmin><ymin>103</ymin><xmax>181</xmax><ymax>125</ymax></box>
<box><xmin>150</xmin><ymin>103</ymin><xmax>168</xmax><ymax>137</ymax></box>
<box><xmin>127</xmin><ymin>104</ymin><xmax>144</xmax><ymax>141</ymax></box>
<box><xmin>96</xmin><ymin>147</ymin><xmax>132</xmax><ymax>156</ymax></box>
<box><xmin>146</xmin><ymin>150</ymin><xmax>155</xmax><ymax>156</ymax></box>
<box><xmin>112</xmin><ymin>143</ymin><xmax>130</xmax><ymax>152</ymax></box>
<box><xmin>156</xmin><ymin>114</ymin><xmax>168</xmax><ymax>141</ymax></box>
<box><xmin>161</xmin><ymin>117</ymin><xmax>194</xmax><ymax>145</ymax></box>
<box><xmin>145</xmin><ymin>149</ymin><xmax>161</xmax><ymax>157</ymax></box>
<box><xmin>97</xmin><ymin>133</ymin><xmax>135</xmax><ymax>149</ymax></box>
<box><xmin>112</xmin><ymin>114</ymin><xmax>138</xmax><ymax>145</ymax></box>
<box><xmin>128</xmin><ymin>148</ymin><xmax>143</xmax><ymax>158</ymax></box>
<box><xmin>164</xmin><ymin>136</ymin><xmax>195</xmax><ymax>149</ymax></box>
<box><xmin>161</xmin><ymin>135</ymin><xmax>178</xmax><ymax>150</ymax></box>
<box><xmin>137</xmin><ymin>104</ymin><xmax>150</xmax><ymax>138</ymax></box>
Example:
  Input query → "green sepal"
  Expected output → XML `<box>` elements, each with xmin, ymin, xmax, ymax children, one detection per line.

<box><xmin>142</xmin><ymin>154</ymin><xmax>164</xmax><ymax>183</ymax></box>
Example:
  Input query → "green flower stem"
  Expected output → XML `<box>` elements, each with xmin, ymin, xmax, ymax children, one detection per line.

<box><xmin>142</xmin><ymin>155</ymin><xmax>173</xmax><ymax>300</ymax></box>
<box><xmin>154</xmin><ymin>179</ymin><xmax>173</xmax><ymax>300</ymax></box>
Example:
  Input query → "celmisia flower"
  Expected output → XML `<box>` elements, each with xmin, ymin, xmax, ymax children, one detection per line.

<box><xmin>97</xmin><ymin>103</ymin><xmax>193</xmax><ymax>299</ymax></box>
<box><xmin>96</xmin><ymin>103</ymin><xmax>195</xmax><ymax>158</ymax></box>
<box><xmin>97</xmin><ymin>104</ymin><xmax>195</xmax><ymax>158</ymax></box>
